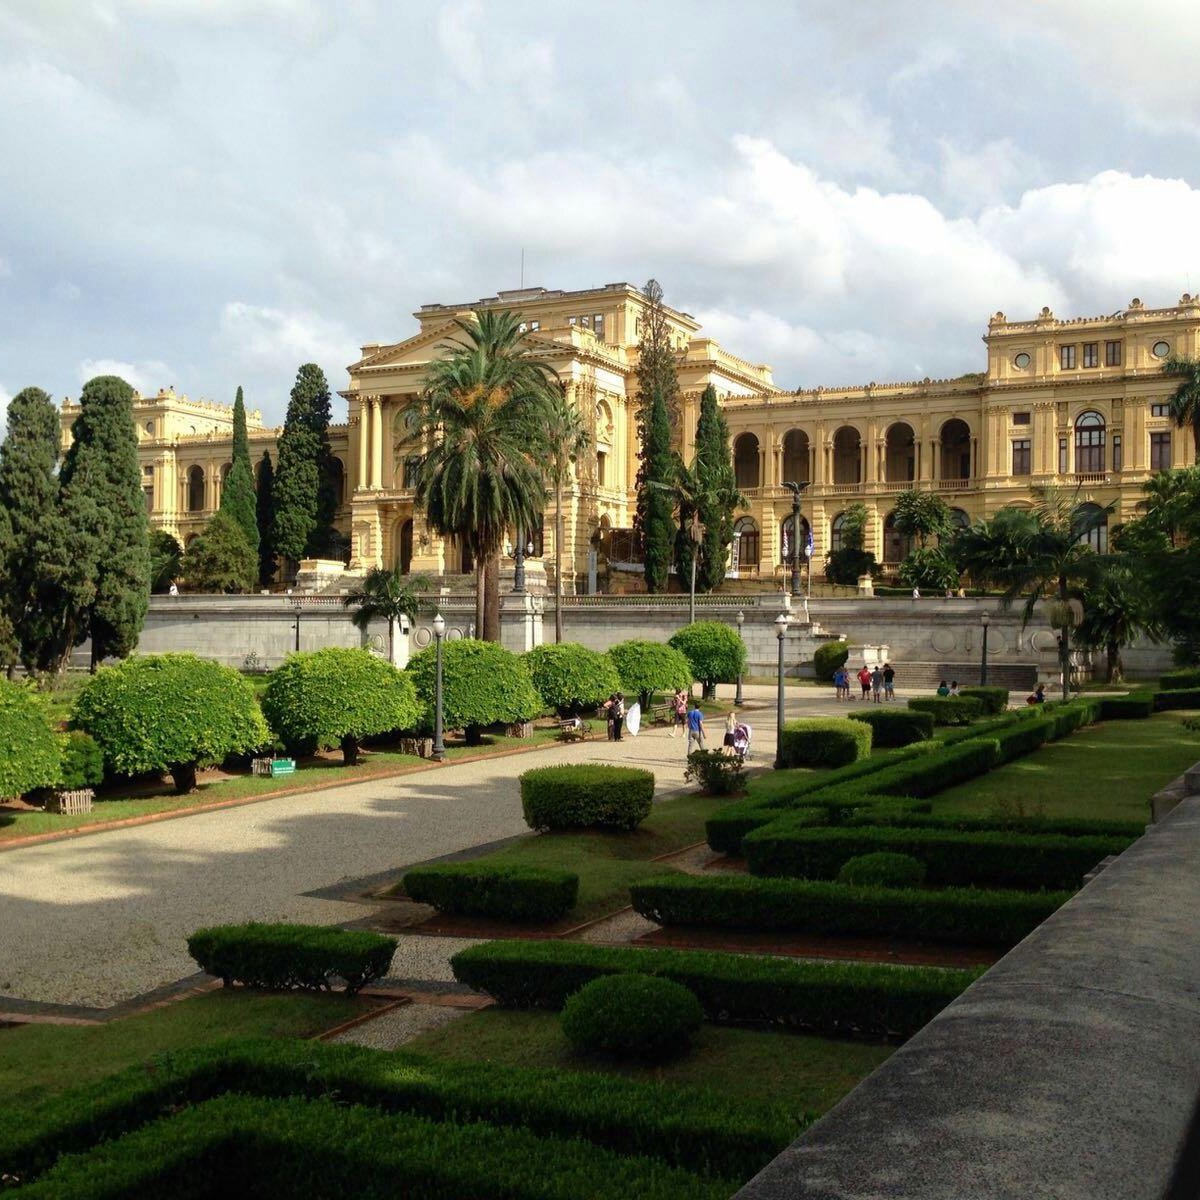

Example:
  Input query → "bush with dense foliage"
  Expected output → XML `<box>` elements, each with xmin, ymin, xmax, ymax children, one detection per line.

<box><xmin>897</xmin><ymin>546</ymin><xmax>959</xmax><ymax>592</ymax></box>
<box><xmin>523</xmin><ymin>643</ymin><xmax>621</xmax><ymax>716</ymax></box>
<box><xmin>837</xmin><ymin>851</ymin><xmax>927</xmax><ymax>889</ymax></box>
<box><xmin>825</xmin><ymin>547</ymin><xmax>877</xmax><ymax>586</ymax></box>
<box><xmin>520</xmin><ymin>764</ymin><xmax>654</xmax><ymax>832</ymax></box>
<box><xmin>1098</xmin><ymin>692</ymin><xmax>1154</xmax><ymax>719</ymax></box>
<box><xmin>1</xmin><ymin>1037</ymin><xmax>791</xmax><ymax>1188</ymax></box>
<box><xmin>813</xmin><ymin>639</ymin><xmax>850</xmax><ymax>682</ymax></box>
<box><xmin>72</xmin><ymin>653</ymin><xmax>269</xmax><ymax>793</ymax></box>
<box><xmin>778</xmin><ymin>718</ymin><xmax>872</xmax><ymax>768</ymax></box>
<box><xmin>181</xmin><ymin>509</ymin><xmax>258</xmax><ymax>593</ymax></box>
<box><xmin>956</xmin><ymin>686</ymin><xmax>1009</xmax><ymax>715</ymax></box>
<box><xmin>187</xmin><ymin>923</ymin><xmax>397</xmax><ymax>995</ymax></box>
<box><xmin>402</xmin><ymin>863</ymin><xmax>579</xmax><ymax>922</ymax></box>
<box><xmin>561</xmin><ymin>974</ymin><xmax>703</xmax><ymax>1061</ymax></box>
<box><xmin>1153</xmin><ymin>687</ymin><xmax>1200</xmax><ymax>712</ymax></box>
<box><xmin>844</xmin><ymin>809</ymin><xmax>1143</xmax><ymax>840</ymax></box>
<box><xmin>263</xmin><ymin>647</ymin><xmax>421</xmax><ymax>764</ymax></box>
<box><xmin>846</xmin><ymin>708</ymin><xmax>933</xmax><ymax>747</ymax></box>
<box><xmin>906</xmin><ymin>695</ymin><xmax>984</xmax><ymax>725</ymax></box>
<box><xmin>451</xmin><ymin>939</ymin><xmax>979</xmax><ymax>1039</ymax></box>
<box><xmin>683</xmin><ymin>749</ymin><xmax>745</xmax><ymax>796</ymax></box>
<box><xmin>1160</xmin><ymin>668</ymin><xmax>1200</xmax><ymax>690</ymax></box>
<box><xmin>629</xmin><ymin>873</ymin><xmax>1069</xmax><ymax>947</ymax></box>
<box><xmin>667</xmin><ymin>622</ymin><xmax>746</xmax><ymax>698</ymax></box>
<box><xmin>0</xmin><ymin>679</ymin><xmax>60</xmax><ymax>799</ymax></box>
<box><xmin>606</xmin><ymin>640</ymin><xmax>693</xmax><ymax>707</ymax></box>
<box><xmin>407</xmin><ymin>639</ymin><xmax>543</xmax><ymax>744</ymax></box>
<box><xmin>56</xmin><ymin>731</ymin><xmax>105</xmax><ymax>790</ymax></box>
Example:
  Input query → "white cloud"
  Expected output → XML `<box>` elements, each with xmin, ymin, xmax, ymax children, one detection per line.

<box><xmin>937</xmin><ymin>137</ymin><xmax>1042</xmax><ymax>211</ymax></box>
<box><xmin>0</xmin><ymin>256</ymin><xmax>11</xmax><ymax>277</ymax></box>
<box><xmin>216</xmin><ymin>302</ymin><xmax>361</xmax><ymax>380</ymax></box>
<box><xmin>76</xmin><ymin>358</ymin><xmax>175</xmax><ymax>397</ymax></box>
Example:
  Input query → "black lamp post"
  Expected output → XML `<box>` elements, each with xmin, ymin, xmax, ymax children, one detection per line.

<box><xmin>513</xmin><ymin>528</ymin><xmax>526</xmax><ymax>594</ymax></box>
<box><xmin>774</xmin><ymin>612</ymin><xmax>788</xmax><ymax>767</ymax></box>
<box><xmin>980</xmin><ymin>612</ymin><xmax>990</xmax><ymax>687</ymax></box>
<box><xmin>782</xmin><ymin>481</ymin><xmax>810</xmax><ymax>597</ymax></box>
<box><xmin>292</xmin><ymin>599</ymin><xmax>303</xmax><ymax>652</ymax></box>
<box><xmin>432</xmin><ymin>612</ymin><xmax>446</xmax><ymax>762</ymax></box>
<box><xmin>735</xmin><ymin>610</ymin><xmax>745</xmax><ymax>706</ymax></box>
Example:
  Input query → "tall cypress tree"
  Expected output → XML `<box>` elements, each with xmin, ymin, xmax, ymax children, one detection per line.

<box><xmin>634</xmin><ymin>280</ymin><xmax>678</xmax><ymax>593</ymax></box>
<box><xmin>219</xmin><ymin>385</ymin><xmax>259</xmax><ymax>553</ymax></box>
<box><xmin>272</xmin><ymin>363</ymin><xmax>335</xmax><ymax>564</ymax></box>
<box><xmin>256</xmin><ymin>450</ymin><xmax>277</xmax><ymax>587</ymax></box>
<box><xmin>693</xmin><ymin>383</ymin><xmax>739</xmax><ymax>592</ymax></box>
<box><xmin>58</xmin><ymin>376</ymin><xmax>150</xmax><ymax>669</ymax></box>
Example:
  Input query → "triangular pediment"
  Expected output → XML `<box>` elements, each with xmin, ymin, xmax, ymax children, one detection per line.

<box><xmin>350</xmin><ymin>320</ymin><xmax>469</xmax><ymax>372</ymax></box>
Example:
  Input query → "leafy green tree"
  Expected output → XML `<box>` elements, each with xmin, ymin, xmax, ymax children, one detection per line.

<box><xmin>898</xmin><ymin>546</ymin><xmax>959</xmax><ymax>592</ymax></box>
<box><xmin>218</xmin><ymin>385</ymin><xmax>259</xmax><ymax>554</ymax></box>
<box><xmin>406</xmin><ymin>639</ymin><xmax>543</xmax><ymax>744</ymax></box>
<box><xmin>841</xmin><ymin>502</ymin><xmax>870</xmax><ymax>550</ymax></box>
<box><xmin>1135</xmin><ymin>467</ymin><xmax>1200</xmax><ymax>548</ymax></box>
<box><xmin>1163</xmin><ymin>355</ymin><xmax>1200</xmax><ymax>458</ymax></box>
<box><xmin>634</xmin><ymin>280</ymin><xmax>678</xmax><ymax>593</ymax></box>
<box><xmin>256</xmin><ymin>450</ymin><xmax>277</xmax><ymax>587</ymax></box>
<box><xmin>149</xmin><ymin>530</ymin><xmax>183</xmax><ymax>593</ymax></box>
<box><xmin>668</xmin><ymin>622</ymin><xmax>746</xmax><ymax>699</ymax></box>
<box><xmin>0</xmin><ymin>678</ymin><xmax>60</xmax><ymax>798</ymax></box>
<box><xmin>407</xmin><ymin>310</ymin><xmax>555</xmax><ymax>640</ymax></box>
<box><xmin>542</xmin><ymin>388</ymin><xmax>590</xmax><ymax>643</ymax></box>
<box><xmin>893</xmin><ymin>490</ymin><xmax>951</xmax><ymax>549</ymax></box>
<box><xmin>263</xmin><ymin>647</ymin><xmax>422</xmax><ymax>765</ymax></box>
<box><xmin>523</xmin><ymin>643</ymin><xmax>620</xmax><ymax>715</ymax></box>
<box><xmin>342</xmin><ymin>567</ymin><xmax>429</xmax><ymax>665</ymax></box>
<box><xmin>1076</xmin><ymin>558</ymin><xmax>1162</xmax><ymax>683</ymax></box>
<box><xmin>58</xmin><ymin>375</ymin><xmax>151</xmax><ymax>670</ymax></box>
<box><xmin>824</xmin><ymin>501</ymin><xmax>876</xmax><ymax>585</ymax></box>
<box><xmin>273</xmin><ymin>364</ymin><xmax>336</xmax><ymax>566</ymax></box>
<box><xmin>606</xmin><ymin>639</ymin><xmax>693</xmax><ymax>710</ymax></box>
<box><xmin>181</xmin><ymin>510</ymin><xmax>257</xmax><ymax>593</ymax></box>
<box><xmin>692</xmin><ymin>384</ymin><xmax>740</xmax><ymax>592</ymax></box>
<box><xmin>72</xmin><ymin>653</ymin><xmax>268</xmax><ymax>793</ymax></box>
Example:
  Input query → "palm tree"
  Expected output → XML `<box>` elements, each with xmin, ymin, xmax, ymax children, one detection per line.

<box><xmin>1137</xmin><ymin>465</ymin><xmax>1200</xmax><ymax>548</ymax></box>
<box><xmin>406</xmin><ymin>310</ymin><xmax>556</xmax><ymax>641</ymax></box>
<box><xmin>1075</xmin><ymin>559</ymin><xmax>1161</xmax><ymax>684</ymax></box>
<box><xmin>1163</xmin><ymin>355</ymin><xmax>1200</xmax><ymax>459</ymax></box>
<box><xmin>542</xmin><ymin>388</ymin><xmax>591</xmax><ymax>643</ymax></box>
<box><xmin>342</xmin><ymin>568</ymin><xmax>429</xmax><ymax>665</ymax></box>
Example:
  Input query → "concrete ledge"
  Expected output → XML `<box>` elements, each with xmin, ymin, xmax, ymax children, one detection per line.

<box><xmin>735</xmin><ymin>791</ymin><xmax>1200</xmax><ymax>1200</ymax></box>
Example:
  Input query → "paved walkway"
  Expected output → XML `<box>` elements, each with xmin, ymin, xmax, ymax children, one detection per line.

<box><xmin>0</xmin><ymin>682</ymin><xmax>914</xmax><ymax>1010</ymax></box>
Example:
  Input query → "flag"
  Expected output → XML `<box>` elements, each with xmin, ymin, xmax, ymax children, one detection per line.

<box><xmin>805</xmin><ymin>529</ymin><xmax>814</xmax><ymax>558</ymax></box>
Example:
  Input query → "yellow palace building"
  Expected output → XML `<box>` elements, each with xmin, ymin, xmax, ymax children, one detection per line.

<box><xmin>61</xmin><ymin>285</ymin><xmax>1199</xmax><ymax>587</ymax></box>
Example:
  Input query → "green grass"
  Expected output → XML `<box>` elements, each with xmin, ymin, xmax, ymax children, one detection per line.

<box><xmin>391</xmin><ymin>792</ymin><xmax>724</xmax><ymax>923</ymax></box>
<box><xmin>742</xmin><ymin>765</ymin><xmax>829</xmax><ymax>805</ymax></box>
<box><xmin>404</xmin><ymin>1007</ymin><xmax>891</xmax><ymax>1116</ymax></box>
<box><xmin>931</xmin><ymin>712</ymin><xmax>1200</xmax><ymax>823</ymax></box>
<box><xmin>0</xmin><ymin>990</ymin><xmax>378</xmax><ymax>1107</ymax></box>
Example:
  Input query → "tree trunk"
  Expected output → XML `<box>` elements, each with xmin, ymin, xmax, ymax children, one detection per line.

<box><xmin>483</xmin><ymin>552</ymin><xmax>501</xmax><ymax>642</ymax></box>
<box><xmin>474</xmin><ymin>555</ymin><xmax>485</xmax><ymax>639</ymax></box>
<box><xmin>1106</xmin><ymin>641</ymin><xmax>1123</xmax><ymax>684</ymax></box>
<box><xmin>341</xmin><ymin>735</ymin><xmax>360</xmax><ymax>766</ymax></box>
<box><xmin>387</xmin><ymin>617</ymin><xmax>395</xmax><ymax>666</ymax></box>
<box><xmin>555</xmin><ymin>480</ymin><xmax>564</xmax><ymax>643</ymax></box>
<box><xmin>170</xmin><ymin>762</ymin><xmax>198</xmax><ymax>794</ymax></box>
<box><xmin>465</xmin><ymin>724</ymin><xmax>483</xmax><ymax>746</ymax></box>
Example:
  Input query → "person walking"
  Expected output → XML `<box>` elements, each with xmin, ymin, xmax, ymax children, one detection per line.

<box><xmin>857</xmin><ymin>664</ymin><xmax>872</xmax><ymax>700</ymax></box>
<box><xmin>686</xmin><ymin>701</ymin><xmax>706</xmax><ymax>755</ymax></box>
<box><xmin>832</xmin><ymin>666</ymin><xmax>846</xmax><ymax>701</ymax></box>
<box><xmin>871</xmin><ymin>665</ymin><xmax>884</xmax><ymax>703</ymax></box>
<box><xmin>669</xmin><ymin>688</ymin><xmax>688</xmax><ymax>738</ymax></box>
<box><xmin>883</xmin><ymin>662</ymin><xmax>895</xmax><ymax>701</ymax></box>
<box><xmin>722</xmin><ymin>711</ymin><xmax>737</xmax><ymax>755</ymax></box>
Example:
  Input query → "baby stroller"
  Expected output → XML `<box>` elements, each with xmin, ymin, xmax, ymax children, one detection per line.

<box><xmin>732</xmin><ymin>721</ymin><xmax>752</xmax><ymax>761</ymax></box>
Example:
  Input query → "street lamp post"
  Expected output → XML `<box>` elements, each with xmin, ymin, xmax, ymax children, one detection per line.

<box><xmin>980</xmin><ymin>612</ymin><xmax>990</xmax><ymax>687</ymax></box>
<box><xmin>513</xmin><ymin>528</ymin><xmax>526</xmax><ymax>594</ymax></box>
<box><xmin>773</xmin><ymin>611</ymin><xmax>789</xmax><ymax>768</ymax></box>
<box><xmin>735</xmin><ymin>610</ymin><xmax>745</xmax><ymax>706</ymax></box>
<box><xmin>432</xmin><ymin>612</ymin><xmax>446</xmax><ymax>762</ymax></box>
<box><xmin>782</xmin><ymin>481</ymin><xmax>810</xmax><ymax>598</ymax></box>
<box><xmin>292</xmin><ymin>599</ymin><xmax>303</xmax><ymax>652</ymax></box>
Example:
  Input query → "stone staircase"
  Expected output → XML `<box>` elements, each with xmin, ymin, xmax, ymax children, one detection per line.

<box><xmin>878</xmin><ymin>661</ymin><xmax>1038</xmax><ymax>691</ymax></box>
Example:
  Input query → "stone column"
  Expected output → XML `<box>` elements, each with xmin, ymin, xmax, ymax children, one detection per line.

<box><xmin>357</xmin><ymin>397</ymin><xmax>369</xmax><ymax>491</ymax></box>
<box><xmin>370</xmin><ymin>398</ymin><xmax>383</xmax><ymax>490</ymax></box>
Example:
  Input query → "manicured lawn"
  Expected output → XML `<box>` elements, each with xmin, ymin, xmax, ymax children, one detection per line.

<box><xmin>0</xmin><ymin>990</ymin><xmax>378</xmax><ymax>1106</ymax></box>
<box><xmin>742</xmin><ymin>765</ymin><xmax>828</xmax><ymax>806</ymax></box>
<box><xmin>404</xmin><ymin>1007</ymin><xmax>892</xmax><ymax>1117</ymax></box>
<box><xmin>390</xmin><ymin>792</ymin><xmax>725</xmax><ymax>923</ymax></box>
<box><xmin>931</xmin><ymin>713</ymin><xmax>1200</xmax><ymax>823</ymax></box>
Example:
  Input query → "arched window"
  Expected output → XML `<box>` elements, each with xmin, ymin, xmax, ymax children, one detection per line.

<box><xmin>187</xmin><ymin>465</ymin><xmax>205</xmax><ymax>512</ymax></box>
<box><xmin>1075</xmin><ymin>411</ymin><xmax>1106</xmax><ymax>474</ymax></box>
<box><xmin>830</xmin><ymin>511</ymin><xmax>847</xmax><ymax>553</ymax></box>
<box><xmin>1077</xmin><ymin>502</ymin><xmax>1109</xmax><ymax>554</ymax></box>
<box><xmin>732</xmin><ymin>516</ymin><xmax>759</xmax><ymax>573</ymax></box>
<box><xmin>779</xmin><ymin>515</ymin><xmax>811</xmax><ymax>564</ymax></box>
<box><xmin>782</xmin><ymin>429</ymin><xmax>809</xmax><ymax>485</ymax></box>
<box><xmin>733</xmin><ymin>433</ymin><xmax>760</xmax><ymax>490</ymax></box>
<box><xmin>948</xmin><ymin>507</ymin><xmax>971</xmax><ymax>530</ymax></box>
<box><xmin>885</xmin><ymin>423</ymin><xmax>916</xmax><ymax>483</ymax></box>
<box><xmin>832</xmin><ymin>426</ymin><xmax>861</xmax><ymax>484</ymax></box>
<box><xmin>883</xmin><ymin>511</ymin><xmax>913</xmax><ymax>564</ymax></box>
<box><xmin>940</xmin><ymin>419</ymin><xmax>971</xmax><ymax>481</ymax></box>
<box><xmin>396</xmin><ymin>519</ymin><xmax>413</xmax><ymax>574</ymax></box>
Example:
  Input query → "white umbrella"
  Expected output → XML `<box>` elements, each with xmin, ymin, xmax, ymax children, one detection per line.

<box><xmin>625</xmin><ymin>702</ymin><xmax>641</xmax><ymax>737</ymax></box>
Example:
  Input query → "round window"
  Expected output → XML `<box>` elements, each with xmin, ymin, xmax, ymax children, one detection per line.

<box><xmin>144</xmin><ymin>421</ymin><xmax>154</xmax><ymax>435</ymax></box>
<box><xmin>1014</xmin><ymin>352</ymin><xmax>1031</xmax><ymax>369</ymax></box>
<box><xmin>1152</xmin><ymin>340</ymin><xmax>1171</xmax><ymax>359</ymax></box>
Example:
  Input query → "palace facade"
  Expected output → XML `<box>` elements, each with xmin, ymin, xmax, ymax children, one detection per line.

<box><xmin>60</xmin><ymin>285</ymin><xmax>1200</xmax><ymax>587</ymax></box>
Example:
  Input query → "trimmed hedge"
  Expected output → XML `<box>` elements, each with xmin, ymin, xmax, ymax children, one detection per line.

<box><xmin>778</xmin><ymin>718</ymin><xmax>872</xmax><ymax>768</ymax></box>
<box><xmin>743</xmin><ymin>823</ymin><xmax>1128</xmax><ymax>890</ymax></box>
<box><xmin>562</xmin><ymin>974</ymin><xmax>702</xmax><ymax>1061</ymax></box>
<box><xmin>186</xmin><ymin>923</ymin><xmax>396</xmax><ymax>995</ymax></box>
<box><xmin>451</xmin><ymin>939</ymin><xmax>980</xmax><ymax>1039</ymax></box>
<box><xmin>402</xmin><ymin>863</ymin><xmax>579</xmax><ymax>922</ymax></box>
<box><xmin>1099</xmin><ymin>692</ymin><xmax>1154</xmax><ymax>720</ymax></box>
<box><xmin>1153</xmin><ymin>687</ymin><xmax>1200</xmax><ymax>712</ymax></box>
<box><xmin>0</xmin><ymin>680</ymin><xmax>60</xmax><ymax>799</ymax></box>
<box><xmin>989</xmin><ymin>715</ymin><xmax>1052</xmax><ymax>764</ymax></box>
<box><xmin>629</xmin><ymin>873</ymin><xmax>1069</xmax><ymax>947</ymax></box>
<box><xmin>1160</xmin><ymin>668</ymin><xmax>1200</xmax><ymax>690</ymax></box>
<box><xmin>12</xmin><ymin>1092</ymin><xmax>726</xmax><ymax>1200</ymax></box>
<box><xmin>847</xmin><ymin>737</ymin><xmax>1000</xmax><ymax>798</ymax></box>
<box><xmin>906</xmin><ymin>695</ymin><xmax>984</xmax><ymax>725</ymax></box>
<box><xmin>520</xmin><ymin>764</ymin><xmax>655</xmax><ymax>832</ymax></box>
<box><xmin>846</xmin><ymin>708</ymin><xmax>934</xmax><ymax>747</ymax></box>
<box><xmin>523</xmin><ymin>643</ymin><xmax>621</xmax><ymax>716</ymax></box>
<box><xmin>813</xmin><ymin>639</ymin><xmax>850</xmax><ymax>682</ymax></box>
<box><xmin>0</xmin><ymin>1038</ymin><xmax>789</xmax><ymax>1187</ymax></box>
<box><xmin>837</xmin><ymin>852</ymin><xmax>926</xmax><ymax>888</ymax></box>
<box><xmin>957</xmin><ymin>686</ymin><xmax>1009</xmax><ymax>715</ymax></box>
<box><xmin>844</xmin><ymin>810</ymin><xmax>1144</xmax><ymax>841</ymax></box>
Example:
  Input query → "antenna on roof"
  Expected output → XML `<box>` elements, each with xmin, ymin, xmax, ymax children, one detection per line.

<box><xmin>520</xmin><ymin>248</ymin><xmax>525</xmax><ymax>290</ymax></box>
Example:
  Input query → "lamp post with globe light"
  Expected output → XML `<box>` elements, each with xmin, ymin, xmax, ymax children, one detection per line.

<box><xmin>735</xmin><ymin>610</ymin><xmax>745</xmax><ymax>706</ymax></box>
<box><xmin>432</xmin><ymin>612</ymin><xmax>446</xmax><ymax>762</ymax></box>
<box><xmin>980</xmin><ymin>612</ymin><xmax>990</xmax><ymax>687</ymax></box>
<box><xmin>774</xmin><ymin>611</ymin><xmax>789</xmax><ymax>767</ymax></box>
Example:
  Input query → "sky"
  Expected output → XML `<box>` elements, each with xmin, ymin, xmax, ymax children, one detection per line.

<box><xmin>4</xmin><ymin>0</ymin><xmax>1200</xmax><ymax>424</ymax></box>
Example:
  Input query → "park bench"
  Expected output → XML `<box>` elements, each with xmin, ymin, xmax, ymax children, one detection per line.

<box><xmin>559</xmin><ymin>719</ymin><xmax>594</xmax><ymax>742</ymax></box>
<box><xmin>648</xmin><ymin>703</ymin><xmax>674</xmax><ymax>726</ymax></box>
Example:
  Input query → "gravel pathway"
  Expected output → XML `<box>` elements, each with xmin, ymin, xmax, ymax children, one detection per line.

<box><xmin>329</xmin><ymin>1002</ymin><xmax>469</xmax><ymax>1049</ymax></box>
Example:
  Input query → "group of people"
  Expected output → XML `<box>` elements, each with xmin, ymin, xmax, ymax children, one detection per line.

<box><xmin>833</xmin><ymin>662</ymin><xmax>895</xmax><ymax>703</ymax></box>
<box><xmin>600</xmin><ymin>692</ymin><xmax>626</xmax><ymax>741</ymax></box>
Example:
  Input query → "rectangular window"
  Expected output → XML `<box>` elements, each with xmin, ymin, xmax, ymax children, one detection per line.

<box><xmin>1151</xmin><ymin>432</ymin><xmax>1172</xmax><ymax>471</ymax></box>
<box><xmin>529</xmin><ymin>319</ymin><xmax>540</xmax><ymax>331</ymax></box>
<box><xmin>596</xmin><ymin>449</ymin><xmax>607</xmax><ymax>486</ymax></box>
<box><xmin>1113</xmin><ymin>434</ymin><xmax>1122</xmax><ymax>472</ymax></box>
<box><xmin>1013</xmin><ymin>411</ymin><xmax>1031</xmax><ymax>426</ymax></box>
<box><xmin>402</xmin><ymin>456</ymin><xmax>420</xmax><ymax>488</ymax></box>
<box><xmin>593</xmin><ymin>313</ymin><xmax>605</xmax><ymax>341</ymax></box>
<box><xmin>1012</xmin><ymin>438</ymin><xmax>1031</xmax><ymax>476</ymax></box>
<box><xmin>1060</xmin><ymin>345</ymin><xmax>1077</xmax><ymax>369</ymax></box>
<box><xmin>1105</xmin><ymin>340</ymin><xmax>1122</xmax><ymax>366</ymax></box>
<box><xmin>1151</xmin><ymin>402</ymin><xmax>1170</xmax><ymax>417</ymax></box>
<box><xmin>1059</xmin><ymin>437</ymin><xmax>1069</xmax><ymax>474</ymax></box>
<box><xmin>1082</xmin><ymin>342</ymin><xmax>1099</xmax><ymax>368</ymax></box>
<box><xmin>568</xmin><ymin>316</ymin><xmax>576</xmax><ymax>325</ymax></box>
<box><xmin>580</xmin><ymin>314</ymin><xmax>591</xmax><ymax>329</ymax></box>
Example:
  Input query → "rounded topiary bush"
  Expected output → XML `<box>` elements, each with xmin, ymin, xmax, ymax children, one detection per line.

<box><xmin>668</xmin><ymin>622</ymin><xmax>746</xmax><ymax>699</ymax></box>
<box><xmin>0</xmin><ymin>679</ymin><xmax>60</xmax><ymax>800</ymax></box>
<box><xmin>813</xmin><ymin>640</ymin><xmax>850</xmax><ymax>682</ymax></box>
<box><xmin>560</xmin><ymin>973</ymin><xmax>702</xmax><ymax>1061</ymax></box>
<box><xmin>523</xmin><ymin>643</ymin><xmax>620</xmax><ymax>716</ymax></box>
<box><xmin>521</xmin><ymin>764</ymin><xmax>655</xmax><ymax>832</ymax></box>
<box><xmin>847</xmin><ymin>708</ymin><xmax>934</xmax><ymax>748</ymax></box>
<box><xmin>263</xmin><ymin>647</ymin><xmax>422</xmax><ymax>765</ymax></box>
<box><xmin>72</xmin><ymin>654</ymin><xmax>269</xmax><ymax>794</ymax></box>
<box><xmin>58</xmin><ymin>731</ymin><xmax>105</xmax><ymax>789</ymax></box>
<box><xmin>408</xmin><ymin>640</ymin><xmax>543</xmax><ymax>745</ymax></box>
<box><xmin>606</xmin><ymin>640</ymin><xmax>693</xmax><ymax>709</ymax></box>
<box><xmin>778</xmin><ymin>718</ymin><xmax>872</xmax><ymax>768</ymax></box>
<box><xmin>837</xmin><ymin>851</ymin><xmax>927</xmax><ymax>889</ymax></box>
